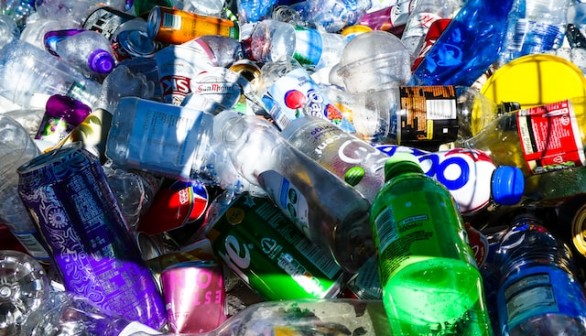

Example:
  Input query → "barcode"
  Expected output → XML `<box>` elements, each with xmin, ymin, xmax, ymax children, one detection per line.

<box><xmin>426</xmin><ymin>99</ymin><xmax>456</xmax><ymax>120</ymax></box>
<box><xmin>510</xmin><ymin>20</ymin><xmax>529</xmax><ymax>51</ymax></box>
<box><xmin>517</xmin><ymin>115</ymin><xmax>534</xmax><ymax>155</ymax></box>
<box><xmin>163</xmin><ymin>13</ymin><xmax>181</xmax><ymax>30</ymax></box>
<box><xmin>13</xmin><ymin>232</ymin><xmax>50</xmax><ymax>260</ymax></box>
<box><xmin>294</xmin><ymin>237</ymin><xmax>341</xmax><ymax>279</ymax></box>
<box><xmin>375</xmin><ymin>208</ymin><xmax>397</xmax><ymax>251</ymax></box>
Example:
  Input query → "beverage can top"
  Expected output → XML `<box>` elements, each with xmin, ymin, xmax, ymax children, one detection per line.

<box><xmin>17</xmin><ymin>143</ymin><xmax>95</xmax><ymax>188</ymax></box>
<box><xmin>146</xmin><ymin>6</ymin><xmax>162</xmax><ymax>39</ymax></box>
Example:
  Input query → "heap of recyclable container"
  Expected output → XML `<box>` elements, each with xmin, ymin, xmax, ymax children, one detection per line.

<box><xmin>4</xmin><ymin>0</ymin><xmax>586</xmax><ymax>335</ymax></box>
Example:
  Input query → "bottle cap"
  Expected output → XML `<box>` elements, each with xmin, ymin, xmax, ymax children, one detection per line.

<box><xmin>491</xmin><ymin>166</ymin><xmax>524</xmax><ymax>205</ymax></box>
<box><xmin>383</xmin><ymin>153</ymin><xmax>422</xmax><ymax>182</ymax></box>
<box><xmin>88</xmin><ymin>49</ymin><xmax>115</xmax><ymax>74</ymax></box>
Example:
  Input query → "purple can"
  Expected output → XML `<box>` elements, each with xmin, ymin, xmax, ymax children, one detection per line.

<box><xmin>17</xmin><ymin>143</ymin><xmax>166</xmax><ymax>330</ymax></box>
<box><xmin>161</xmin><ymin>260</ymin><xmax>226</xmax><ymax>334</ymax></box>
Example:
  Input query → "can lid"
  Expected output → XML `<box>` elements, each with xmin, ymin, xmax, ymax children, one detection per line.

<box><xmin>383</xmin><ymin>153</ymin><xmax>422</xmax><ymax>182</ymax></box>
<box><xmin>117</xmin><ymin>29</ymin><xmax>158</xmax><ymax>58</ymax></box>
<box><xmin>491</xmin><ymin>165</ymin><xmax>524</xmax><ymax>205</ymax></box>
<box><xmin>88</xmin><ymin>49</ymin><xmax>115</xmax><ymax>74</ymax></box>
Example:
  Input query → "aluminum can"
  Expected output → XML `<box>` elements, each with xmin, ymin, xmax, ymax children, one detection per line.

<box><xmin>82</xmin><ymin>6</ymin><xmax>136</xmax><ymax>41</ymax></box>
<box><xmin>147</xmin><ymin>6</ymin><xmax>238</xmax><ymax>44</ymax></box>
<box><xmin>205</xmin><ymin>192</ymin><xmax>344</xmax><ymax>301</ymax></box>
<box><xmin>17</xmin><ymin>143</ymin><xmax>166</xmax><ymax>329</ymax></box>
<box><xmin>161</xmin><ymin>260</ymin><xmax>227</xmax><ymax>334</ymax></box>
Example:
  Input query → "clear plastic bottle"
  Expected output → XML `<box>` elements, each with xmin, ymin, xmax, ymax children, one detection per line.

<box><xmin>46</xmin><ymin>29</ymin><xmax>117</xmax><ymax>77</ymax></box>
<box><xmin>499</xmin><ymin>0</ymin><xmax>572</xmax><ymax>66</ymax></box>
<box><xmin>212</xmin><ymin>110</ymin><xmax>374</xmax><ymax>273</ymax></box>
<box><xmin>370</xmin><ymin>158</ymin><xmax>493</xmax><ymax>335</ymax></box>
<box><xmin>495</xmin><ymin>213</ymin><xmax>586</xmax><ymax>336</ymax></box>
<box><xmin>259</xmin><ymin>59</ymin><xmax>355</xmax><ymax>133</ymax></box>
<box><xmin>236</xmin><ymin>0</ymin><xmax>277</xmax><ymax>24</ymax></box>
<box><xmin>0</xmin><ymin>115</ymin><xmax>50</xmax><ymax>262</ymax></box>
<box><xmin>0</xmin><ymin>250</ymin><xmax>51</xmax><ymax>335</ymax></box>
<box><xmin>300</xmin><ymin>0</ymin><xmax>372</xmax><ymax>33</ymax></box>
<box><xmin>247</xmin><ymin>19</ymin><xmax>347</xmax><ymax>71</ymax></box>
<box><xmin>0</xmin><ymin>39</ymin><xmax>104</xmax><ymax>110</ymax></box>
<box><xmin>400</xmin><ymin>0</ymin><xmax>464</xmax><ymax>57</ymax></box>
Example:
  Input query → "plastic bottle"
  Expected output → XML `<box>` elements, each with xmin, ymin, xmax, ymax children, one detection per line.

<box><xmin>259</xmin><ymin>59</ymin><xmax>355</xmax><ymax>133</ymax></box>
<box><xmin>370</xmin><ymin>157</ymin><xmax>493</xmax><ymax>335</ymax></box>
<box><xmin>300</xmin><ymin>0</ymin><xmax>372</xmax><ymax>33</ymax></box>
<box><xmin>375</xmin><ymin>144</ymin><xmax>525</xmax><ymax>215</ymax></box>
<box><xmin>0</xmin><ymin>250</ymin><xmax>51</xmax><ymax>335</ymax></box>
<box><xmin>0</xmin><ymin>0</ymin><xmax>36</xmax><ymax>28</ymax></box>
<box><xmin>495</xmin><ymin>213</ymin><xmax>586</xmax><ymax>335</ymax></box>
<box><xmin>281</xmin><ymin>115</ymin><xmax>389</xmax><ymax>203</ymax></box>
<box><xmin>0</xmin><ymin>14</ymin><xmax>20</xmax><ymax>48</ymax></box>
<box><xmin>0</xmin><ymin>39</ymin><xmax>104</xmax><ymax>110</ymax></box>
<box><xmin>45</xmin><ymin>29</ymin><xmax>117</xmax><ymax>77</ymax></box>
<box><xmin>456</xmin><ymin>97</ymin><xmax>586</xmax><ymax>177</ymax></box>
<box><xmin>0</xmin><ymin>115</ymin><xmax>50</xmax><ymax>262</ymax></box>
<box><xmin>498</xmin><ymin>0</ymin><xmax>572</xmax><ymax>66</ymax></box>
<box><xmin>410</xmin><ymin>0</ymin><xmax>515</xmax><ymax>87</ymax></box>
<box><xmin>212</xmin><ymin>110</ymin><xmax>374</xmax><ymax>273</ymax></box>
<box><xmin>246</xmin><ymin>19</ymin><xmax>347</xmax><ymax>71</ymax></box>
<box><xmin>236</xmin><ymin>0</ymin><xmax>277</xmax><ymax>24</ymax></box>
<box><xmin>400</xmin><ymin>0</ymin><xmax>464</xmax><ymax>57</ymax></box>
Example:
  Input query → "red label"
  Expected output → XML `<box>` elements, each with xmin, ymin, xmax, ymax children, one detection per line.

<box><xmin>517</xmin><ymin>100</ymin><xmax>585</xmax><ymax>174</ymax></box>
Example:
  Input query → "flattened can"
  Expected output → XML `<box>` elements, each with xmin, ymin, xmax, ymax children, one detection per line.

<box><xmin>161</xmin><ymin>260</ymin><xmax>227</xmax><ymax>334</ymax></box>
<box><xmin>17</xmin><ymin>144</ymin><xmax>166</xmax><ymax>329</ymax></box>
<box><xmin>206</xmin><ymin>192</ymin><xmax>344</xmax><ymax>301</ymax></box>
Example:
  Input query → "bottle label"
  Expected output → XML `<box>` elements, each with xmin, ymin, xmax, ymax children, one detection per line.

<box><xmin>402</xmin><ymin>12</ymin><xmax>441</xmax><ymax>40</ymax></box>
<box><xmin>373</xmin><ymin>194</ymin><xmax>444</xmax><ymax>281</ymax></box>
<box><xmin>262</xmin><ymin>68</ymin><xmax>353</xmax><ymax>132</ymax></box>
<box><xmin>257</xmin><ymin>170</ymin><xmax>310</xmax><ymax>237</ymax></box>
<box><xmin>499</xmin><ymin>266</ymin><xmax>586</xmax><ymax>331</ymax></box>
<box><xmin>129</xmin><ymin>102</ymin><xmax>208</xmax><ymax>179</ymax></box>
<box><xmin>517</xmin><ymin>100</ymin><xmax>585</xmax><ymax>174</ymax></box>
<box><xmin>293</xmin><ymin>26</ymin><xmax>323</xmax><ymax>66</ymax></box>
<box><xmin>376</xmin><ymin>145</ymin><xmax>495</xmax><ymax>214</ymax></box>
<box><xmin>392</xmin><ymin>86</ymin><xmax>458</xmax><ymax>143</ymax></box>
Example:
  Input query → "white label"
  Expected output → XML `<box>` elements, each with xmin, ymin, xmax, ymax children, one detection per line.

<box><xmin>118</xmin><ymin>322</ymin><xmax>162</xmax><ymax>336</ymax></box>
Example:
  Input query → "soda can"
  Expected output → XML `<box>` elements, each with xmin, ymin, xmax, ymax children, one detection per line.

<box><xmin>17</xmin><ymin>143</ymin><xmax>167</xmax><ymax>329</ymax></box>
<box><xmin>205</xmin><ymin>192</ymin><xmax>344</xmax><ymax>301</ymax></box>
<box><xmin>138</xmin><ymin>179</ymin><xmax>209</xmax><ymax>235</ymax></box>
<box><xmin>161</xmin><ymin>260</ymin><xmax>227</xmax><ymax>334</ymax></box>
<box><xmin>147</xmin><ymin>6</ymin><xmax>238</xmax><ymax>45</ymax></box>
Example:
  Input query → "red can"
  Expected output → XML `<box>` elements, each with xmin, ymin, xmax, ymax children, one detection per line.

<box><xmin>138</xmin><ymin>179</ymin><xmax>209</xmax><ymax>235</ymax></box>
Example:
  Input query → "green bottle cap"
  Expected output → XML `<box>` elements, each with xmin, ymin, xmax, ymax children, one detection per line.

<box><xmin>383</xmin><ymin>153</ymin><xmax>423</xmax><ymax>182</ymax></box>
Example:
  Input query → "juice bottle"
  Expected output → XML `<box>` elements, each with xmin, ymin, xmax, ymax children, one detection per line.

<box><xmin>370</xmin><ymin>157</ymin><xmax>493</xmax><ymax>335</ymax></box>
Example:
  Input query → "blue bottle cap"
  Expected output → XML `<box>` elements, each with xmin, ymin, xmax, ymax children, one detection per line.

<box><xmin>491</xmin><ymin>166</ymin><xmax>524</xmax><ymax>205</ymax></box>
<box><xmin>88</xmin><ymin>49</ymin><xmax>115</xmax><ymax>74</ymax></box>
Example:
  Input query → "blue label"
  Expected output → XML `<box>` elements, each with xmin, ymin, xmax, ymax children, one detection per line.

<box><xmin>293</xmin><ymin>26</ymin><xmax>323</xmax><ymax>66</ymax></box>
<box><xmin>497</xmin><ymin>265</ymin><xmax>586</xmax><ymax>333</ymax></box>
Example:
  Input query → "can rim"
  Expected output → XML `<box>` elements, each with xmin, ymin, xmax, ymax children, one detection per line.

<box><xmin>147</xmin><ymin>6</ymin><xmax>162</xmax><ymax>39</ymax></box>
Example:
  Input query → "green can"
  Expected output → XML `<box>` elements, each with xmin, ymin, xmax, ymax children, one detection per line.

<box><xmin>206</xmin><ymin>192</ymin><xmax>344</xmax><ymax>301</ymax></box>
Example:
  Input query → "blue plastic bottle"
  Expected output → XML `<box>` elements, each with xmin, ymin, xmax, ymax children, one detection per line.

<box><xmin>410</xmin><ymin>0</ymin><xmax>514</xmax><ymax>86</ymax></box>
<box><xmin>496</xmin><ymin>213</ymin><xmax>586</xmax><ymax>336</ymax></box>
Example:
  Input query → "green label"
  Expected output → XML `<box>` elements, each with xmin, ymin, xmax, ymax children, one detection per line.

<box><xmin>209</xmin><ymin>193</ymin><xmax>342</xmax><ymax>300</ymax></box>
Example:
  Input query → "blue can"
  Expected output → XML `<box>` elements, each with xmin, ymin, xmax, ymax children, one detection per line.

<box><xmin>17</xmin><ymin>143</ymin><xmax>166</xmax><ymax>330</ymax></box>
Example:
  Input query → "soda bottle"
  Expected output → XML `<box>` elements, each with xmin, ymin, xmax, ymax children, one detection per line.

<box><xmin>370</xmin><ymin>157</ymin><xmax>493</xmax><ymax>335</ymax></box>
<box><xmin>456</xmin><ymin>97</ymin><xmax>586</xmax><ymax>177</ymax></box>
<box><xmin>410</xmin><ymin>0</ymin><xmax>515</xmax><ymax>87</ymax></box>
<box><xmin>499</xmin><ymin>0</ymin><xmax>571</xmax><ymax>66</ymax></box>
<box><xmin>495</xmin><ymin>212</ymin><xmax>586</xmax><ymax>335</ymax></box>
<box><xmin>212</xmin><ymin>111</ymin><xmax>374</xmax><ymax>273</ymax></box>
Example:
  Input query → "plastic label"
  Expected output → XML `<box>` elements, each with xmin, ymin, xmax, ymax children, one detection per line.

<box><xmin>394</xmin><ymin>86</ymin><xmax>458</xmax><ymax>143</ymax></box>
<box><xmin>293</xmin><ymin>26</ymin><xmax>323</xmax><ymax>66</ymax></box>
<box><xmin>517</xmin><ymin>99</ymin><xmax>585</xmax><ymax>174</ymax></box>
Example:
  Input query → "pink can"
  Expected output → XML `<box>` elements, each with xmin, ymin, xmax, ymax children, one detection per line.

<box><xmin>161</xmin><ymin>260</ymin><xmax>227</xmax><ymax>334</ymax></box>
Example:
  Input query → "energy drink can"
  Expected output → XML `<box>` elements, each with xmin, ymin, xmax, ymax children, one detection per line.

<box><xmin>17</xmin><ymin>143</ymin><xmax>166</xmax><ymax>329</ymax></box>
<box><xmin>205</xmin><ymin>192</ymin><xmax>344</xmax><ymax>301</ymax></box>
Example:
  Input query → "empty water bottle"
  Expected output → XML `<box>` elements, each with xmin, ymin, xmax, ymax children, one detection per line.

<box><xmin>496</xmin><ymin>213</ymin><xmax>586</xmax><ymax>335</ymax></box>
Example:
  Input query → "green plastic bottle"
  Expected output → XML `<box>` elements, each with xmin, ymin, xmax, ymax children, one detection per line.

<box><xmin>370</xmin><ymin>156</ymin><xmax>493</xmax><ymax>335</ymax></box>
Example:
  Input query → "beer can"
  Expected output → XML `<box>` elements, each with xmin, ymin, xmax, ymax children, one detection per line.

<box><xmin>161</xmin><ymin>260</ymin><xmax>227</xmax><ymax>334</ymax></box>
<box><xmin>206</xmin><ymin>192</ymin><xmax>344</xmax><ymax>301</ymax></box>
<box><xmin>17</xmin><ymin>143</ymin><xmax>166</xmax><ymax>329</ymax></box>
<box><xmin>147</xmin><ymin>6</ymin><xmax>238</xmax><ymax>44</ymax></box>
